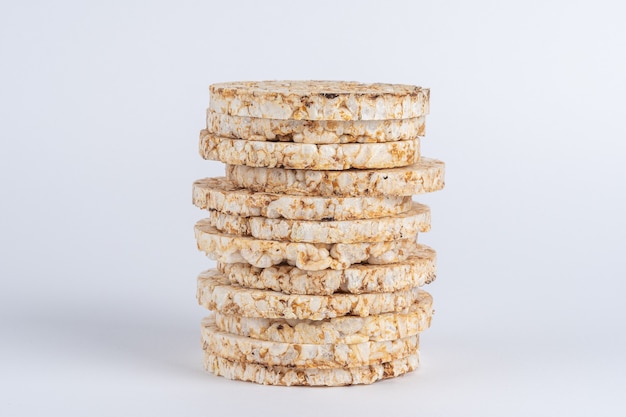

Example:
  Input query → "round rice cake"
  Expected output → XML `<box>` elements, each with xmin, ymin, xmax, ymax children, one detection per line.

<box><xmin>206</xmin><ymin>110</ymin><xmax>426</xmax><ymax>143</ymax></box>
<box><xmin>203</xmin><ymin>202</ymin><xmax>429</xmax><ymax>243</ymax></box>
<box><xmin>213</xmin><ymin>291</ymin><xmax>433</xmax><ymax>344</ymax></box>
<box><xmin>202</xmin><ymin>350</ymin><xmax>419</xmax><ymax>386</ymax></box>
<box><xmin>225</xmin><ymin>157</ymin><xmax>445</xmax><ymax>197</ymax></box>
<box><xmin>192</xmin><ymin>177</ymin><xmax>413</xmax><ymax>221</ymax></box>
<box><xmin>197</xmin><ymin>270</ymin><xmax>424</xmax><ymax>319</ymax></box>
<box><xmin>199</xmin><ymin>130</ymin><xmax>420</xmax><ymax>170</ymax></box>
<box><xmin>209</xmin><ymin>80</ymin><xmax>429</xmax><ymax>121</ymax></box>
<box><xmin>202</xmin><ymin>316</ymin><xmax>419</xmax><ymax>368</ymax></box>
<box><xmin>217</xmin><ymin>244</ymin><xmax>436</xmax><ymax>295</ymax></box>
<box><xmin>195</xmin><ymin>222</ymin><xmax>419</xmax><ymax>271</ymax></box>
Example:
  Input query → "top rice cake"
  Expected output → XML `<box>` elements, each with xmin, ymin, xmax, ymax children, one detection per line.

<box><xmin>209</xmin><ymin>81</ymin><xmax>430</xmax><ymax>121</ymax></box>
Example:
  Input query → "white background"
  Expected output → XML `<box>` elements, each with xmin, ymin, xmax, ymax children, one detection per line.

<box><xmin>1</xmin><ymin>1</ymin><xmax>625</xmax><ymax>416</ymax></box>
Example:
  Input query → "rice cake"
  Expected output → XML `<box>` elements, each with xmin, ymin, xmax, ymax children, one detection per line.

<box><xmin>197</xmin><ymin>270</ymin><xmax>424</xmax><ymax>319</ymax></box>
<box><xmin>195</xmin><ymin>222</ymin><xmax>419</xmax><ymax>270</ymax></box>
<box><xmin>206</xmin><ymin>110</ymin><xmax>426</xmax><ymax>143</ymax></box>
<box><xmin>202</xmin><ymin>317</ymin><xmax>419</xmax><ymax>368</ymax></box>
<box><xmin>192</xmin><ymin>177</ymin><xmax>413</xmax><ymax>221</ymax></box>
<box><xmin>203</xmin><ymin>350</ymin><xmax>419</xmax><ymax>386</ymax></box>
<box><xmin>209</xmin><ymin>80</ymin><xmax>429</xmax><ymax>121</ymax></box>
<box><xmin>213</xmin><ymin>291</ymin><xmax>433</xmax><ymax>344</ymax></box>
<box><xmin>225</xmin><ymin>157</ymin><xmax>445</xmax><ymax>197</ymax></box>
<box><xmin>217</xmin><ymin>244</ymin><xmax>436</xmax><ymax>295</ymax></box>
<box><xmin>199</xmin><ymin>130</ymin><xmax>420</xmax><ymax>170</ymax></box>
<box><xmin>203</xmin><ymin>202</ymin><xmax>429</xmax><ymax>243</ymax></box>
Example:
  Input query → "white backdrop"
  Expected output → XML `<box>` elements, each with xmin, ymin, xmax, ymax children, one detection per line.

<box><xmin>1</xmin><ymin>1</ymin><xmax>625</xmax><ymax>416</ymax></box>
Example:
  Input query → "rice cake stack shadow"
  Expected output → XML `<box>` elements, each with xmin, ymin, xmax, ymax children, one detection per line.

<box><xmin>193</xmin><ymin>81</ymin><xmax>445</xmax><ymax>386</ymax></box>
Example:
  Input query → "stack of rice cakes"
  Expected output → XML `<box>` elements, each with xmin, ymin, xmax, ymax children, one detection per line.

<box><xmin>193</xmin><ymin>81</ymin><xmax>445</xmax><ymax>386</ymax></box>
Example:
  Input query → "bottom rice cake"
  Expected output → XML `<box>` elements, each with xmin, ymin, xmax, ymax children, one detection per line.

<box><xmin>203</xmin><ymin>349</ymin><xmax>419</xmax><ymax>386</ymax></box>
<box><xmin>198</xmin><ymin>270</ymin><xmax>426</xmax><ymax>320</ymax></box>
<box><xmin>213</xmin><ymin>290</ymin><xmax>433</xmax><ymax>344</ymax></box>
<box><xmin>202</xmin><ymin>316</ymin><xmax>419</xmax><ymax>369</ymax></box>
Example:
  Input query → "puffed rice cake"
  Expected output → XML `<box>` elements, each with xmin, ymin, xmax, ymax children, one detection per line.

<box><xmin>195</xmin><ymin>223</ymin><xmax>420</xmax><ymax>270</ymax></box>
<box><xmin>216</xmin><ymin>243</ymin><xmax>436</xmax><ymax>295</ymax></box>
<box><xmin>199</xmin><ymin>130</ymin><xmax>420</xmax><ymax>170</ymax></box>
<box><xmin>202</xmin><ymin>316</ymin><xmax>419</xmax><ymax>368</ymax></box>
<box><xmin>197</xmin><ymin>270</ymin><xmax>425</xmax><ymax>320</ymax></box>
<box><xmin>206</xmin><ymin>110</ymin><xmax>425</xmax><ymax>143</ymax></box>
<box><xmin>203</xmin><ymin>202</ymin><xmax>429</xmax><ymax>243</ymax></box>
<box><xmin>202</xmin><ymin>350</ymin><xmax>419</xmax><ymax>386</ymax></box>
<box><xmin>213</xmin><ymin>290</ymin><xmax>432</xmax><ymax>344</ymax></box>
<box><xmin>225</xmin><ymin>157</ymin><xmax>445</xmax><ymax>197</ymax></box>
<box><xmin>209</xmin><ymin>80</ymin><xmax>429</xmax><ymax>121</ymax></box>
<box><xmin>193</xmin><ymin>178</ymin><xmax>414</xmax><ymax>221</ymax></box>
